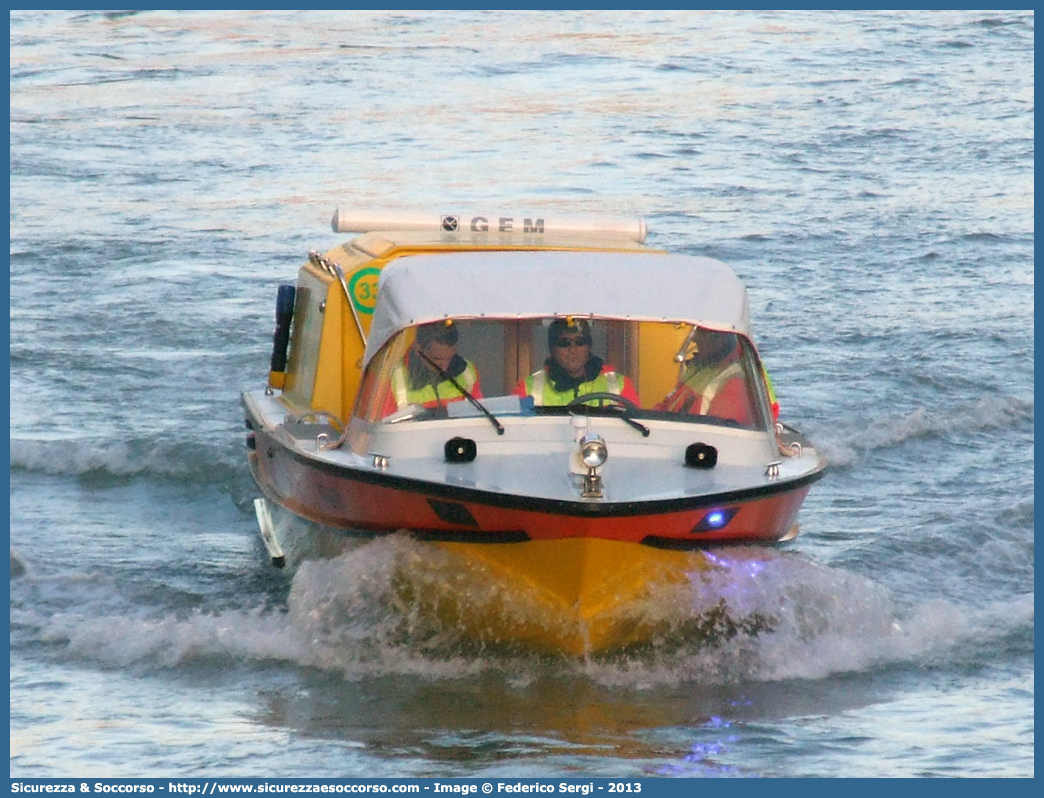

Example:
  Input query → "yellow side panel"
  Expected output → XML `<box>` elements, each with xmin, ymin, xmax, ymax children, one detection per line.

<box><xmin>311</xmin><ymin>259</ymin><xmax>387</xmax><ymax>421</ymax></box>
<box><xmin>635</xmin><ymin>322</ymin><xmax>690</xmax><ymax>408</ymax></box>
<box><xmin>309</xmin><ymin>284</ymin><xmax>345</xmax><ymax>419</ymax></box>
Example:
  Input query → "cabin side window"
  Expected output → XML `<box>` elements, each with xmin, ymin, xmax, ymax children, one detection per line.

<box><xmin>352</xmin><ymin>331</ymin><xmax>412</xmax><ymax>423</ymax></box>
<box><xmin>737</xmin><ymin>337</ymin><xmax>775</xmax><ymax>431</ymax></box>
<box><xmin>652</xmin><ymin>329</ymin><xmax>771</xmax><ymax>431</ymax></box>
<box><xmin>282</xmin><ymin>278</ymin><xmax>324</xmax><ymax>408</ymax></box>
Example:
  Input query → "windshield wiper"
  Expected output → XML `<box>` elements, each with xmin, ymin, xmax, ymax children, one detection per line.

<box><xmin>417</xmin><ymin>351</ymin><xmax>505</xmax><ymax>435</ymax></box>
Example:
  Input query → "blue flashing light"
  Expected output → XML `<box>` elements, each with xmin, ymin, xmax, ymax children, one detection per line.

<box><xmin>691</xmin><ymin>506</ymin><xmax>738</xmax><ymax>534</ymax></box>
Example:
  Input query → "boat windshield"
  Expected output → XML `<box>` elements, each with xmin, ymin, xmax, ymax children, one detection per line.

<box><xmin>352</xmin><ymin>319</ymin><xmax>775</xmax><ymax>431</ymax></box>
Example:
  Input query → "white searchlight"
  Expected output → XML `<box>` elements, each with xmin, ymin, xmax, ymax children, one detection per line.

<box><xmin>579</xmin><ymin>433</ymin><xmax>608</xmax><ymax>498</ymax></box>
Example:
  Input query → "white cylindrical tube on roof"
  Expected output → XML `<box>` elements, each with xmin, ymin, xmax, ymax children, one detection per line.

<box><xmin>331</xmin><ymin>209</ymin><xmax>647</xmax><ymax>244</ymax></box>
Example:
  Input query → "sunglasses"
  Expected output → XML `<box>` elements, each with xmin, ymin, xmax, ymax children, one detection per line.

<box><xmin>552</xmin><ymin>336</ymin><xmax>591</xmax><ymax>349</ymax></box>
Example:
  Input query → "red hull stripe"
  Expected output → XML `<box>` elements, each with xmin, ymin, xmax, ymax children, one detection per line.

<box><xmin>263</xmin><ymin>433</ymin><xmax>826</xmax><ymax>519</ymax></box>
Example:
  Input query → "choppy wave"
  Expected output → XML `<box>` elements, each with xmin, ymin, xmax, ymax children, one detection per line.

<box><xmin>815</xmin><ymin>395</ymin><xmax>1033</xmax><ymax>469</ymax></box>
<box><xmin>9</xmin><ymin>436</ymin><xmax>243</xmax><ymax>483</ymax></box>
<box><xmin>11</xmin><ymin>536</ymin><xmax>1033</xmax><ymax>688</ymax></box>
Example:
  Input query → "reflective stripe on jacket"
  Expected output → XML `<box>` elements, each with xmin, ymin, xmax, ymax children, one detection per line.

<box><xmin>391</xmin><ymin>361</ymin><xmax>480</xmax><ymax>408</ymax></box>
<box><xmin>657</xmin><ymin>360</ymin><xmax>780</xmax><ymax>425</ymax></box>
<box><xmin>763</xmin><ymin>368</ymin><xmax>779</xmax><ymax>421</ymax></box>
<box><xmin>659</xmin><ymin>361</ymin><xmax>745</xmax><ymax>415</ymax></box>
<box><xmin>521</xmin><ymin>367</ymin><xmax>633</xmax><ymax>407</ymax></box>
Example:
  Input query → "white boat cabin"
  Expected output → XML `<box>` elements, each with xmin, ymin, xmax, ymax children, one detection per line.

<box><xmin>350</xmin><ymin>250</ymin><xmax>778</xmax><ymax>433</ymax></box>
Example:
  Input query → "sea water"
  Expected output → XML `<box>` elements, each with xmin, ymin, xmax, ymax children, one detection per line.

<box><xmin>10</xmin><ymin>10</ymin><xmax>1033</xmax><ymax>778</ymax></box>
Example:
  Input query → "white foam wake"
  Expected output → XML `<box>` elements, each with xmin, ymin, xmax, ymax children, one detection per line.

<box><xmin>10</xmin><ymin>539</ymin><xmax>1034</xmax><ymax>687</ymax></box>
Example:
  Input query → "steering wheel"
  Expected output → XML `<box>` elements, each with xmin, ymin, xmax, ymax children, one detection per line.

<box><xmin>566</xmin><ymin>391</ymin><xmax>639</xmax><ymax>412</ymax></box>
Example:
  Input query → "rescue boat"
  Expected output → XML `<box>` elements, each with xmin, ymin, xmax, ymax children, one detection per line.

<box><xmin>242</xmin><ymin>210</ymin><xmax>827</xmax><ymax>656</ymax></box>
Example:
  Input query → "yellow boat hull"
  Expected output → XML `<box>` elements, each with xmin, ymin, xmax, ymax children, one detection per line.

<box><xmin>396</xmin><ymin>537</ymin><xmax>717</xmax><ymax>657</ymax></box>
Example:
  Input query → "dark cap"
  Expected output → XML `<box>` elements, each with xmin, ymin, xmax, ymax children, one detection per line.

<box><xmin>548</xmin><ymin>317</ymin><xmax>591</xmax><ymax>348</ymax></box>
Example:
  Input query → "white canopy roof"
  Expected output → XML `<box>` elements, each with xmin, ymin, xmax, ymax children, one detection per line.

<box><xmin>363</xmin><ymin>250</ymin><xmax>752</xmax><ymax>364</ymax></box>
